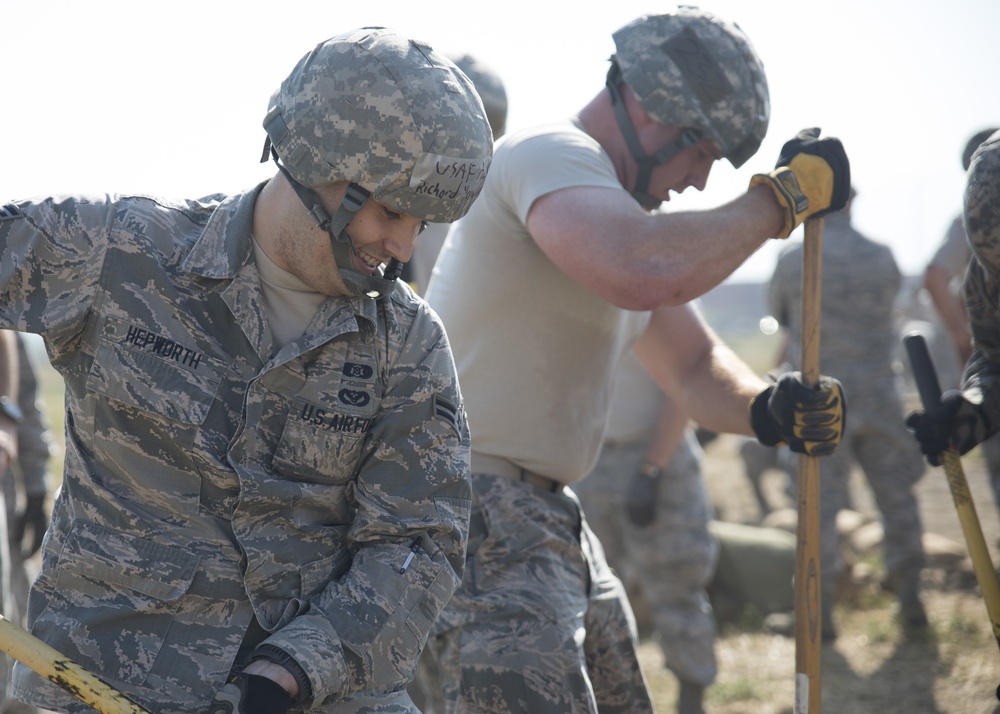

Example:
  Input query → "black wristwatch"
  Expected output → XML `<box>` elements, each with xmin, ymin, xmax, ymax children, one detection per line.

<box><xmin>0</xmin><ymin>396</ymin><xmax>22</xmax><ymax>425</ymax></box>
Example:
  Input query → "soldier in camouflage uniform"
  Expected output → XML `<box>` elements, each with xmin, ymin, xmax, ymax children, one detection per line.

<box><xmin>0</xmin><ymin>27</ymin><xmax>493</xmax><ymax>714</ymax></box>
<box><xmin>573</xmin><ymin>351</ymin><xmax>718</xmax><ymax>714</ymax></box>
<box><xmin>768</xmin><ymin>189</ymin><xmax>928</xmax><ymax>640</ymax></box>
<box><xmin>920</xmin><ymin>129</ymin><xmax>1000</xmax><ymax>524</ymax></box>
<box><xmin>417</xmin><ymin>8</ymin><xmax>850</xmax><ymax>713</ymax></box>
<box><xmin>908</xmin><ymin>130</ymin><xmax>1000</xmax><ymax>535</ymax></box>
<box><xmin>0</xmin><ymin>333</ymin><xmax>54</xmax><ymax>714</ymax></box>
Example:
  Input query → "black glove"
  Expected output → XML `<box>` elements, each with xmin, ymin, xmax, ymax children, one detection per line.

<box><xmin>211</xmin><ymin>674</ymin><xmax>292</xmax><ymax>714</ymax></box>
<box><xmin>750</xmin><ymin>372</ymin><xmax>846</xmax><ymax>456</ymax></box>
<box><xmin>12</xmin><ymin>494</ymin><xmax>47</xmax><ymax>557</ymax></box>
<box><xmin>749</xmin><ymin>127</ymin><xmax>851</xmax><ymax>238</ymax></box>
<box><xmin>905</xmin><ymin>390</ymin><xmax>991</xmax><ymax>467</ymax></box>
<box><xmin>625</xmin><ymin>463</ymin><xmax>661</xmax><ymax>527</ymax></box>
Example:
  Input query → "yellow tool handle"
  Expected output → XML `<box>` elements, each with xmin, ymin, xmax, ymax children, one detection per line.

<box><xmin>941</xmin><ymin>451</ymin><xmax>1000</xmax><ymax>649</ymax></box>
<box><xmin>0</xmin><ymin>614</ymin><xmax>152</xmax><ymax>714</ymax></box>
<box><xmin>904</xmin><ymin>332</ymin><xmax>1000</xmax><ymax>651</ymax></box>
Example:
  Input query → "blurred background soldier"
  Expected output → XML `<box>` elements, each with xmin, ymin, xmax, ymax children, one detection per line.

<box><xmin>574</xmin><ymin>351</ymin><xmax>718</xmax><ymax>714</ymax></box>
<box><xmin>768</xmin><ymin>188</ymin><xmax>927</xmax><ymax>641</ymax></box>
<box><xmin>0</xmin><ymin>333</ymin><xmax>53</xmax><ymax>714</ymax></box>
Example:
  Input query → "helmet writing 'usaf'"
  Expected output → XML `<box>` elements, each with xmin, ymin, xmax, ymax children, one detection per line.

<box><xmin>262</xmin><ymin>28</ymin><xmax>493</xmax><ymax>298</ymax></box>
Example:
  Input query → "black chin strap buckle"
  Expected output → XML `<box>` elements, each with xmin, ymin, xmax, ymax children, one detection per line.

<box><xmin>265</xmin><ymin>143</ymin><xmax>399</xmax><ymax>299</ymax></box>
<box><xmin>606</xmin><ymin>61</ymin><xmax>705</xmax><ymax>209</ymax></box>
<box><xmin>328</xmin><ymin>184</ymin><xmax>371</xmax><ymax>240</ymax></box>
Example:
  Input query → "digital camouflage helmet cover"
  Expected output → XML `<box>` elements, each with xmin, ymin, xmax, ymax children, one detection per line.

<box><xmin>261</xmin><ymin>28</ymin><xmax>494</xmax><ymax>297</ymax></box>
<box><xmin>608</xmin><ymin>7</ymin><xmax>770</xmax><ymax>208</ymax></box>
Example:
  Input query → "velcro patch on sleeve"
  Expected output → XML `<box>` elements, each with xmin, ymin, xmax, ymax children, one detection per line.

<box><xmin>0</xmin><ymin>203</ymin><xmax>24</xmax><ymax>222</ymax></box>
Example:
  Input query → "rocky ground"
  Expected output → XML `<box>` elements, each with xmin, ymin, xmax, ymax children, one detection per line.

<box><xmin>641</xmin><ymin>432</ymin><xmax>1000</xmax><ymax>714</ymax></box>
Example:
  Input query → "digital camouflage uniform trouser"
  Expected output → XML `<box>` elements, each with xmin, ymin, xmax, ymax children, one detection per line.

<box><xmin>421</xmin><ymin>473</ymin><xmax>653</xmax><ymax>714</ymax></box>
<box><xmin>573</xmin><ymin>431</ymin><xmax>719</xmax><ymax>688</ymax></box>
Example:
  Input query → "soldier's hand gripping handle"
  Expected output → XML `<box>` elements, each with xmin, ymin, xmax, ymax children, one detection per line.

<box><xmin>211</xmin><ymin>674</ymin><xmax>292</xmax><ymax>714</ymax></box>
<box><xmin>749</xmin><ymin>371</ymin><xmax>846</xmax><ymax>456</ymax></box>
<box><xmin>905</xmin><ymin>390</ymin><xmax>993</xmax><ymax>466</ymax></box>
<box><xmin>749</xmin><ymin>127</ymin><xmax>851</xmax><ymax>238</ymax></box>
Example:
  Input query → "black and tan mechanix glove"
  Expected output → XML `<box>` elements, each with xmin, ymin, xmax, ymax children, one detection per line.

<box><xmin>12</xmin><ymin>494</ymin><xmax>47</xmax><ymax>557</ymax></box>
<box><xmin>749</xmin><ymin>372</ymin><xmax>846</xmax><ymax>456</ymax></box>
<box><xmin>749</xmin><ymin>127</ymin><xmax>851</xmax><ymax>238</ymax></box>
<box><xmin>211</xmin><ymin>674</ymin><xmax>292</xmax><ymax>714</ymax></box>
<box><xmin>905</xmin><ymin>390</ymin><xmax>993</xmax><ymax>467</ymax></box>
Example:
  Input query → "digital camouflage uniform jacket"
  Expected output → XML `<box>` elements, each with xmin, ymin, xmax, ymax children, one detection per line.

<box><xmin>0</xmin><ymin>185</ymin><xmax>471</xmax><ymax>712</ymax></box>
<box><xmin>963</xmin><ymin>259</ymin><xmax>1000</xmax><ymax>431</ymax></box>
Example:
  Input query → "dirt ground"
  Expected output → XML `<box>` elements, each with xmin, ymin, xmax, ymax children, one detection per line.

<box><xmin>641</xmin><ymin>432</ymin><xmax>1000</xmax><ymax>714</ymax></box>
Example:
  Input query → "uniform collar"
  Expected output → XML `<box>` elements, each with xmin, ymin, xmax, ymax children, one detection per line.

<box><xmin>182</xmin><ymin>183</ymin><xmax>264</xmax><ymax>279</ymax></box>
<box><xmin>182</xmin><ymin>181</ymin><xmax>379</xmax><ymax>335</ymax></box>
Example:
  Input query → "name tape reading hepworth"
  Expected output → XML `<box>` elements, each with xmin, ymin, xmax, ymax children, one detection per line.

<box><xmin>125</xmin><ymin>325</ymin><xmax>206</xmax><ymax>370</ymax></box>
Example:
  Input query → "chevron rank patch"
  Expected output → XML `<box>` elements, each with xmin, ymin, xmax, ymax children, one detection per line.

<box><xmin>433</xmin><ymin>395</ymin><xmax>461</xmax><ymax>437</ymax></box>
<box><xmin>0</xmin><ymin>203</ymin><xmax>23</xmax><ymax>222</ymax></box>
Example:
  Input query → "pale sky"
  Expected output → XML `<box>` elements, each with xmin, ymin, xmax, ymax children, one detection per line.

<box><xmin>4</xmin><ymin>0</ymin><xmax>997</xmax><ymax>283</ymax></box>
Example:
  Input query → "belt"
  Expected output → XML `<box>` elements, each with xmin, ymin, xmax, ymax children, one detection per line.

<box><xmin>600</xmin><ymin>437</ymin><xmax>644</xmax><ymax>450</ymax></box>
<box><xmin>471</xmin><ymin>453</ymin><xmax>565</xmax><ymax>494</ymax></box>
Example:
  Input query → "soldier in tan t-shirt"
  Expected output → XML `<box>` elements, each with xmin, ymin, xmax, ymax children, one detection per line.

<box><xmin>419</xmin><ymin>9</ymin><xmax>851</xmax><ymax>714</ymax></box>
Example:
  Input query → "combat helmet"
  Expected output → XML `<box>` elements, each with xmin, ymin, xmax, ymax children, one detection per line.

<box><xmin>963</xmin><ymin>128</ymin><xmax>999</xmax><ymax>171</ymax></box>
<box><xmin>608</xmin><ymin>7</ymin><xmax>770</xmax><ymax>208</ymax></box>
<box><xmin>963</xmin><ymin>129</ymin><xmax>1000</xmax><ymax>275</ymax></box>
<box><xmin>261</xmin><ymin>27</ymin><xmax>493</xmax><ymax>298</ymax></box>
<box><xmin>451</xmin><ymin>54</ymin><xmax>508</xmax><ymax>139</ymax></box>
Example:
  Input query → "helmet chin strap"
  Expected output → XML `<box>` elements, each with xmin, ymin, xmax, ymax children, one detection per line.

<box><xmin>606</xmin><ymin>64</ymin><xmax>701</xmax><ymax>211</ymax></box>
<box><xmin>266</xmin><ymin>145</ymin><xmax>401</xmax><ymax>299</ymax></box>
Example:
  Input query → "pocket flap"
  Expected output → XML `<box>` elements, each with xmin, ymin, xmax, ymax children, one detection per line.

<box><xmin>60</xmin><ymin>521</ymin><xmax>200</xmax><ymax>602</ymax></box>
<box><xmin>87</xmin><ymin>319</ymin><xmax>220</xmax><ymax>425</ymax></box>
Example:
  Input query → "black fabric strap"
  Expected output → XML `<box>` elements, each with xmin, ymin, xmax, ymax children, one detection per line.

<box><xmin>606</xmin><ymin>63</ymin><xmax>702</xmax><ymax>209</ymax></box>
<box><xmin>265</xmin><ymin>149</ymin><xmax>398</xmax><ymax>299</ymax></box>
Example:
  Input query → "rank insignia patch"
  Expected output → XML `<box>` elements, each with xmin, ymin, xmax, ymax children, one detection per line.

<box><xmin>433</xmin><ymin>395</ymin><xmax>461</xmax><ymax>437</ymax></box>
<box><xmin>0</xmin><ymin>204</ymin><xmax>23</xmax><ymax>222</ymax></box>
